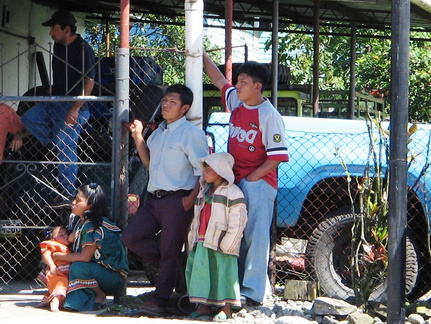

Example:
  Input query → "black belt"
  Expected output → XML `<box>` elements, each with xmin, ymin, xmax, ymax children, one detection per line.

<box><xmin>151</xmin><ymin>189</ymin><xmax>191</xmax><ymax>199</ymax></box>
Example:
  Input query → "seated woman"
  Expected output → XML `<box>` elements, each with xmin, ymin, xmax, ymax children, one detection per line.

<box><xmin>53</xmin><ymin>183</ymin><xmax>129</xmax><ymax>311</ymax></box>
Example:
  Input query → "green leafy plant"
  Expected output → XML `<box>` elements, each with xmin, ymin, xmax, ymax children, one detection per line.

<box><xmin>335</xmin><ymin>109</ymin><xmax>419</xmax><ymax>310</ymax></box>
<box><xmin>85</xmin><ymin>16</ymin><xmax>221</xmax><ymax>86</ymax></box>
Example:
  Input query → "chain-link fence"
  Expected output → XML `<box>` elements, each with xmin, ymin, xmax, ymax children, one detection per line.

<box><xmin>271</xmin><ymin>122</ymin><xmax>431</xmax><ymax>303</ymax></box>
<box><xmin>207</xmin><ymin>104</ymin><xmax>431</xmax><ymax>303</ymax></box>
<box><xmin>0</xmin><ymin>45</ymin><xmax>183</xmax><ymax>294</ymax></box>
<box><xmin>2</xmin><ymin>42</ymin><xmax>431</xmax><ymax>306</ymax></box>
<box><xmin>0</xmin><ymin>42</ymin><xmax>116</xmax><ymax>287</ymax></box>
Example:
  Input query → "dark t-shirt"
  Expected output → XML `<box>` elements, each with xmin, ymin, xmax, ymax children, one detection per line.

<box><xmin>51</xmin><ymin>34</ymin><xmax>96</xmax><ymax>97</ymax></box>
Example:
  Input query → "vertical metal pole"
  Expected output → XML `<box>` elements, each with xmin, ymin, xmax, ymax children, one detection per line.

<box><xmin>17</xmin><ymin>43</ymin><xmax>21</xmax><ymax>96</ymax></box>
<box><xmin>348</xmin><ymin>24</ymin><xmax>357</xmax><ymax>119</ymax></box>
<box><xmin>31</xmin><ymin>46</ymin><xmax>37</xmax><ymax>92</ymax></box>
<box><xmin>269</xmin><ymin>0</ymin><xmax>280</xmax><ymax>292</ymax></box>
<box><xmin>225</xmin><ymin>0</ymin><xmax>233</xmax><ymax>84</ymax></box>
<box><xmin>312</xmin><ymin>0</ymin><xmax>320</xmax><ymax>116</ymax></box>
<box><xmin>271</xmin><ymin>0</ymin><xmax>279</xmax><ymax>109</ymax></box>
<box><xmin>185</xmin><ymin>0</ymin><xmax>204</xmax><ymax>128</ymax></box>
<box><xmin>49</xmin><ymin>42</ymin><xmax>52</xmax><ymax>96</ymax></box>
<box><xmin>120</xmin><ymin>1</ymin><xmax>130</xmax><ymax>49</ymax></box>
<box><xmin>105</xmin><ymin>18</ymin><xmax>111</xmax><ymax>57</ymax></box>
<box><xmin>65</xmin><ymin>44</ymin><xmax>69</xmax><ymax>94</ymax></box>
<box><xmin>112</xmin><ymin>0</ymin><xmax>130</xmax><ymax>225</ymax></box>
<box><xmin>387</xmin><ymin>0</ymin><xmax>410</xmax><ymax>322</ymax></box>
<box><xmin>0</xmin><ymin>43</ymin><xmax>3</xmax><ymax>95</ymax></box>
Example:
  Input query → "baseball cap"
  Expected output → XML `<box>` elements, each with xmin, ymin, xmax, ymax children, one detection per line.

<box><xmin>42</xmin><ymin>10</ymin><xmax>76</xmax><ymax>27</ymax></box>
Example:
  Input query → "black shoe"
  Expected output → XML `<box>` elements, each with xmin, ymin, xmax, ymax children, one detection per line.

<box><xmin>240</xmin><ymin>295</ymin><xmax>261</xmax><ymax>307</ymax></box>
<box><xmin>45</xmin><ymin>196</ymin><xmax>73</xmax><ymax>210</ymax></box>
<box><xmin>246</xmin><ymin>298</ymin><xmax>261</xmax><ymax>306</ymax></box>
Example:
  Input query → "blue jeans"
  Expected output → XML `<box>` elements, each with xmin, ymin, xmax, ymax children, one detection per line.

<box><xmin>237</xmin><ymin>178</ymin><xmax>277</xmax><ymax>303</ymax></box>
<box><xmin>21</xmin><ymin>102</ymin><xmax>89</xmax><ymax>196</ymax></box>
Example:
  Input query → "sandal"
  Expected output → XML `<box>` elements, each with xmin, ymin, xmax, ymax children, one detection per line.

<box><xmin>190</xmin><ymin>305</ymin><xmax>214</xmax><ymax>318</ymax></box>
<box><xmin>213</xmin><ymin>311</ymin><xmax>229</xmax><ymax>322</ymax></box>
<box><xmin>190</xmin><ymin>311</ymin><xmax>205</xmax><ymax>318</ymax></box>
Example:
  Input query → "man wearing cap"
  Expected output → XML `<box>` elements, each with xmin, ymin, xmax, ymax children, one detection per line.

<box><xmin>21</xmin><ymin>10</ymin><xmax>95</xmax><ymax>206</ymax></box>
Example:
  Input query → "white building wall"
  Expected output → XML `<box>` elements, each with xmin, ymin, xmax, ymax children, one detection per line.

<box><xmin>204</xmin><ymin>19</ymin><xmax>266</xmax><ymax>64</ymax></box>
<box><xmin>204</xmin><ymin>20</ymin><xmax>273</xmax><ymax>64</ymax></box>
<box><xmin>258</xmin><ymin>31</ymin><xmax>272</xmax><ymax>63</ymax></box>
<box><xmin>1</xmin><ymin>3</ymin><xmax>274</xmax><ymax>102</ymax></box>
<box><xmin>0</xmin><ymin>0</ymin><xmax>87</xmax><ymax>104</ymax></box>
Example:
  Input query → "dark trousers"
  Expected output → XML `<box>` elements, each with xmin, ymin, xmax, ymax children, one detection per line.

<box><xmin>123</xmin><ymin>191</ymin><xmax>193</xmax><ymax>306</ymax></box>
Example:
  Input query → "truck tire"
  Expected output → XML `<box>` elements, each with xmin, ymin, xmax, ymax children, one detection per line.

<box><xmin>306</xmin><ymin>213</ymin><xmax>418</xmax><ymax>302</ymax></box>
<box><xmin>127</xmin><ymin>250</ymin><xmax>159</xmax><ymax>285</ymax></box>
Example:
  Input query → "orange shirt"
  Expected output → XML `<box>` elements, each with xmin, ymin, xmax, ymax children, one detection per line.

<box><xmin>40</xmin><ymin>240</ymin><xmax>70</xmax><ymax>267</ymax></box>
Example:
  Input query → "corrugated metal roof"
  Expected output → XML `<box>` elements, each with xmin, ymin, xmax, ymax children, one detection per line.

<box><xmin>33</xmin><ymin>0</ymin><xmax>431</xmax><ymax>31</ymax></box>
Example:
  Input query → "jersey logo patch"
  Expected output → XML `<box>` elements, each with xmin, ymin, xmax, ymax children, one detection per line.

<box><xmin>249</xmin><ymin>122</ymin><xmax>258</xmax><ymax>129</ymax></box>
<box><xmin>248</xmin><ymin>145</ymin><xmax>256</xmax><ymax>152</ymax></box>
<box><xmin>273</xmin><ymin>134</ymin><xmax>282</xmax><ymax>143</ymax></box>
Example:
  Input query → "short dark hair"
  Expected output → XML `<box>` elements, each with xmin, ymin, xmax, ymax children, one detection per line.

<box><xmin>165</xmin><ymin>84</ymin><xmax>194</xmax><ymax>107</ymax></box>
<box><xmin>237</xmin><ymin>61</ymin><xmax>270</xmax><ymax>91</ymax></box>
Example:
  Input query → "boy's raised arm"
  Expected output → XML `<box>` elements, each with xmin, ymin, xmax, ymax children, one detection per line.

<box><xmin>203</xmin><ymin>51</ymin><xmax>228</xmax><ymax>91</ymax></box>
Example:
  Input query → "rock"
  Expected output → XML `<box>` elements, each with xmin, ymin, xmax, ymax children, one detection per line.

<box><xmin>276</xmin><ymin>300</ymin><xmax>307</xmax><ymax>317</ymax></box>
<box><xmin>367</xmin><ymin>302</ymin><xmax>387</xmax><ymax>321</ymax></box>
<box><xmin>415</xmin><ymin>305</ymin><xmax>431</xmax><ymax>319</ymax></box>
<box><xmin>111</xmin><ymin>290</ymin><xmax>390</xmax><ymax>323</ymax></box>
<box><xmin>275</xmin><ymin>315</ymin><xmax>319</xmax><ymax>324</ymax></box>
<box><xmin>253</xmin><ymin>318</ymin><xmax>274</xmax><ymax>324</ymax></box>
<box><xmin>372</xmin><ymin>317</ymin><xmax>383</xmax><ymax>324</ymax></box>
<box><xmin>408</xmin><ymin>313</ymin><xmax>425</xmax><ymax>324</ymax></box>
<box><xmin>322</xmin><ymin>315</ymin><xmax>339</xmax><ymax>324</ymax></box>
<box><xmin>284</xmin><ymin>280</ymin><xmax>319</xmax><ymax>301</ymax></box>
<box><xmin>346</xmin><ymin>310</ymin><xmax>374</xmax><ymax>324</ymax></box>
<box><xmin>313</xmin><ymin>297</ymin><xmax>358</xmax><ymax>316</ymax></box>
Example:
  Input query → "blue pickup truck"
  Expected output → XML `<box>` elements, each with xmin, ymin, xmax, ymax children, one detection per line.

<box><xmin>206</xmin><ymin>111</ymin><xmax>431</xmax><ymax>302</ymax></box>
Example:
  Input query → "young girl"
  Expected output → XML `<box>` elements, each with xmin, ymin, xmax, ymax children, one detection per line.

<box><xmin>53</xmin><ymin>183</ymin><xmax>129</xmax><ymax>311</ymax></box>
<box><xmin>185</xmin><ymin>152</ymin><xmax>248</xmax><ymax>322</ymax></box>
<box><xmin>37</xmin><ymin>226</ymin><xmax>70</xmax><ymax>312</ymax></box>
